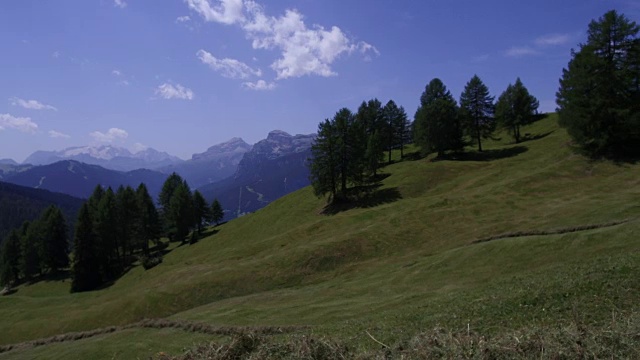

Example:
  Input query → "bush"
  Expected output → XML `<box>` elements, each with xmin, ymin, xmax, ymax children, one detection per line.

<box><xmin>141</xmin><ymin>253</ymin><xmax>163</xmax><ymax>270</ymax></box>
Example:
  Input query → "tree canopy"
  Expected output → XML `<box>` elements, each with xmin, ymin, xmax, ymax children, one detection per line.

<box><xmin>556</xmin><ymin>10</ymin><xmax>640</xmax><ymax>157</ymax></box>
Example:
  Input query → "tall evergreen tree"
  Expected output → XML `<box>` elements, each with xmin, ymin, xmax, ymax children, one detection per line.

<box><xmin>364</xmin><ymin>130</ymin><xmax>385</xmax><ymax>176</ymax></box>
<box><xmin>557</xmin><ymin>10</ymin><xmax>640</xmax><ymax>157</ymax></box>
<box><xmin>414</xmin><ymin>78</ymin><xmax>464</xmax><ymax>157</ymax></box>
<box><xmin>135</xmin><ymin>183</ymin><xmax>161</xmax><ymax>254</ymax></box>
<box><xmin>20</xmin><ymin>221</ymin><xmax>43</xmax><ymax>280</ymax></box>
<box><xmin>168</xmin><ymin>182</ymin><xmax>194</xmax><ymax>243</ymax></box>
<box><xmin>394</xmin><ymin>105</ymin><xmax>410</xmax><ymax>158</ymax></box>
<box><xmin>0</xmin><ymin>230</ymin><xmax>22</xmax><ymax>287</ymax></box>
<box><xmin>158</xmin><ymin>173</ymin><xmax>184</xmax><ymax>212</ymax></box>
<box><xmin>495</xmin><ymin>78</ymin><xmax>539</xmax><ymax>143</ymax></box>
<box><xmin>210</xmin><ymin>199</ymin><xmax>224</xmax><ymax>226</ymax></box>
<box><xmin>192</xmin><ymin>190</ymin><xmax>210</xmax><ymax>234</ymax></box>
<box><xmin>71</xmin><ymin>203</ymin><xmax>101</xmax><ymax>292</ymax></box>
<box><xmin>310</xmin><ymin>119</ymin><xmax>339</xmax><ymax>200</ymax></box>
<box><xmin>95</xmin><ymin>188</ymin><xmax>120</xmax><ymax>278</ymax></box>
<box><xmin>40</xmin><ymin>206</ymin><xmax>69</xmax><ymax>273</ymax></box>
<box><xmin>334</xmin><ymin>108</ymin><xmax>361</xmax><ymax>197</ymax></box>
<box><xmin>116</xmin><ymin>186</ymin><xmax>138</xmax><ymax>257</ymax></box>
<box><xmin>383</xmin><ymin>100</ymin><xmax>402</xmax><ymax>163</ymax></box>
<box><xmin>460</xmin><ymin>75</ymin><xmax>496</xmax><ymax>152</ymax></box>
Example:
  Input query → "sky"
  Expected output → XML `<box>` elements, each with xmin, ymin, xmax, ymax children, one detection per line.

<box><xmin>1</xmin><ymin>0</ymin><xmax>639</xmax><ymax>162</ymax></box>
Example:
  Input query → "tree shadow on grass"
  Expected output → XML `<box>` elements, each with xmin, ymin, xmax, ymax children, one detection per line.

<box><xmin>436</xmin><ymin>146</ymin><xmax>528</xmax><ymax>162</ymax></box>
<box><xmin>322</xmin><ymin>184</ymin><xmax>402</xmax><ymax>215</ymax></box>
<box><xmin>519</xmin><ymin>130</ymin><xmax>555</xmax><ymax>143</ymax></box>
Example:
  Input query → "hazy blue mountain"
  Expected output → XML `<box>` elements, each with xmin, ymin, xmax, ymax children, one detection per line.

<box><xmin>0</xmin><ymin>159</ymin><xmax>17</xmax><ymax>165</ymax></box>
<box><xmin>3</xmin><ymin>160</ymin><xmax>168</xmax><ymax>200</ymax></box>
<box><xmin>0</xmin><ymin>181</ymin><xmax>84</xmax><ymax>244</ymax></box>
<box><xmin>198</xmin><ymin>130</ymin><xmax>315</xmax><ymax>220</ymax></box>
<box><xmin>23</xmin><ymin>145</ymin><xmax>183</xmax><ymax>172</ymax></box>
<box><xmin>158</xmin><ymin>137</ymin><xmax>252</xmax><ymax>189</ymax></box>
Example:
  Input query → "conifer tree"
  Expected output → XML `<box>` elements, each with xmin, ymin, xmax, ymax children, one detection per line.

<box><xmin>557</xmin><ymin>10</ymin><xmax>640</xmax><ymax>157</ymax></box>
<box><xmin>116</xmin><ymin>185</ymin><xmax>138</xmax><ymax>257</ymax></box>
<box><xmin>210</xmin><ymin>199</ymin><xmax>224</xmax><ymax>226</ymax></box>
<box><xmin>169</xmin><ymin>182</ymin><xmax>194</xmax><ymax>243</ymax></box>
<box><xmin>40</xmin><ymin>206</ymin><xmax>69</xmax><ymax>273</ymax></box>
<box><xmin>0</xmin><ymin>230</ymin><xmax>22</xmax><ymax>287</ymax></box>
<box><xmin>135</xmin><ymin>183</ymin><xmax>161</xmax><ymax>254</ymax></box>
<box><xmin>95</xmin><ymin>188</ymin><xmax>120</xmax><ymax>277</ymax></box>
<box><xmin>414</xmin><ymin>78</ymin><xmax>464</xmax><ymax>157</ymax></box>
<box><xmin>460</xmin><ymin>75</ymin><xmax>495</xmax><ymax>152</ymax></box>
<box><xmin>310</xmin><ymin>119</ymin><xmax>339</xmax><ymax>200</ymax></box>
<box><xmin>365</xmin><ymin>130</ymin><xmax>385</xmax><ymax>176</ymax></box>
<box><xmin>71</xmin><ymin>203</ymin><xmax>101</xmax><ymax>292</ymax></box>
<box><xmin>495</xmin><ymin>78</ymin><xmax>539</xmax><ymax>143</ymax></box>
<box><xmin>192</xmin><ymin>190</ymin><xmax>210</xmax><ymax>234</ymax></box>
<box><xmin>20</xmin><ymin>221</ymin><xmax>43</xmax><ymax>280</ymax></box>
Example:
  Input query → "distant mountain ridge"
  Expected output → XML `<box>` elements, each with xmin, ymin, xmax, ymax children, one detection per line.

<box><xmin>0</xmin><ymin>181</ymin><xmax>84</xmax><ymax>244</ymax></box>
<box><xmin>159</xmin><ymin>137</ymin><xmax>252</xmax><ymax>189</ymax></box>
<box><xmin>199</xmin><ymin>130</ymin><xmax>315</xmax><ymax>219</ymax></box>
<box><xmin>24</xmin><ymin>145</ymin><xmax>183</xmax><ymax>172</ymax></box>
<box><xmin>3</xmin><ymin>160</ymin><xmax>168</xmax><ymax>200</ymax></box>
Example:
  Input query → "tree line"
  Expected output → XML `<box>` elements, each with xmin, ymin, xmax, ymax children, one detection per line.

<box><xmin>310</xmin><ymin>76</ymin><xmax>540</xmax><ymax>202</ymax></box>
<box><xmin>0</xmin><ymin>173</ymin><xmax>224</xmax><ymax>292</ymax></box>
<box><xmin>309</xmin><ymin>99</ymin><xmax>411</xmax><ymax>201</ymax></box>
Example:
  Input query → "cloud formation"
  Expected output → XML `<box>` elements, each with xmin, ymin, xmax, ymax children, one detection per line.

<box><xmin>155</xmin><ymin>83</ymin><xmax>195</xmax><ymax>100</ymax></box>
<box><xmin>10</xmin><ymin>97</ymin><xmax>58</xmax><ymax>111</ymax></box>
<box><xmin>114</xmin><ymin>0</ymin><xmax>127</xmax><ymax>8</ymax></box>
<box><xmin>243</xmin><ymin>79</ymin><xmax>275</xmax><ymax>90</ymax></box>
<box><xmin>197</xmin><ymin>50</ymin><xmax>262</xmax><ymax>79</ymax></box>
<box><xmin>185</xmin><ymin>0</ymin><xmax>244</xmax><ymax>25</ymax></box>
<box><xmin>49</xmin><ymin>130</ymin><xmax>70</xmax><ymax>139</ymax></box>
<box><xmin>90</xmin><ymin>128</ymin><xmax>129</xmax><ymax>143</ymax></box>
<box><xmin>176</xmin><ymin>15</ymin><xmax>191</xmax><ymax>23</ymax></box>
<box><xmin>0</xmin><ymin>114</ymin><xmax>38</xmax><ymax>133</ymax></box>
<box><xmin>535</xmin><ymin>33</ymin><xmax>570</xmax><ymax>46</ymax></box>
<box><xmin>505</xmin><ymin>46</ymin><xmax>538</xmax><ymax>57</ymax></box>
<box><xmin>186</xmin><ymin>0</ymin><xmax>378</xmax><ymax>79</ymax></box>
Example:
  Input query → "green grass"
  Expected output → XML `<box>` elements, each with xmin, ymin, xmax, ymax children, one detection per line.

<box><xmin>0</xmin><ymin>114</ymin><xmax>639</xmax><ymax>358</ymax></box>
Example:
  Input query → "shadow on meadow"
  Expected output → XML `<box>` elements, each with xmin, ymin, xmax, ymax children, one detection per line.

<box><xmin>322</xmin><ymin>175</ymin><xmax>402</xmax><ymax>215</ymax></box>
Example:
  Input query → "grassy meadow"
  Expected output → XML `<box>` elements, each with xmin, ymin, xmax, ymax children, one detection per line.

<box><xmin>0</xmin><ymin>114</ymin><xmax>638</xmax><ymax>358</ymax></box>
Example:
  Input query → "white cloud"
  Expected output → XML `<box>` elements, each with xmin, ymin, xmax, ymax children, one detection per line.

<box><xmin>114</xmin><ymin>0</ymin><xmax>127</xmax><ymax>8</ymax></box>
<box><xmin>52</xmin><ymin>51</ymin><xmax>61</xmax><ymax>58</ymax></box>
<box><xmin>242</xmin><ymin>79</ymin><xmax>276</xmax><ymax>90</ymax></box>
<box><xmin>0</xmin><ymin>114</ymin><xmax>38</xmax><ymax>133</ymax></box>
<box><xmin>505</xmin><ymin>46</ymin><xmax>538</xmax><ymax>57</ymax></box>
<box><xmin>112</xmin><ymin>69</ymin><xmax>122</xmax><ymax>76</ymax></box>
<box><xmin>187</xmin><ymin>0</ymin><xmax>378</xmax><ymax>79</ymax></box>
<box><xmin>90</xmin><ymin>128</ymin><xmax>129</xmax><ymax>143</ymax></box>
<box><xmin>535</xmin><ymin>33</ymin><xmax>570</xmax><ymax>46</ymax></box>
<box><xmin>184</xmin><ymin>0</ymin><xmax>244</xmax><ymax>25</ymax></box>
<box><xmin>10</xmin><ymin>97</ymin><xmax>58</xmax><ymax>111</ymax></box>
<box><xmin>176</xmin><ymin>15</ymin><xmax>191</xmax><ymax>23</ymax></box>
<box><xmin>49</xmin><ymin>130</ymin><xmax>70</xmax><ymax>139</ymax></box>
<box><xmin>118</xmin><ymin>80</ymin><xmax>131</xmax><ymax>86</ymax></box>
<box><xmin>197</xmin><ymin>49</ymin><xmax>262</xmax><ymax>79</ymax></box>
<box><xmin>155</xmin><ymin>83</ymin><xmax>194</xmax><ymax>100</ymax></box>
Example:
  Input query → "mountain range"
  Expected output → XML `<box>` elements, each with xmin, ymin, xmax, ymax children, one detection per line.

<box><xmin>24</xmin><ymin>146</ymin><xmax>182</xmax><ymax>172</ymax></box>
<box><xmin>3</xmin><ymin>160</ymin><xmax>168</xmax><ymax>200</ymax></box>
<box><xmin>198</xmin><ymin>130</ymin><xmax>315</xmax><ymax>219</ymax></box>
<box><xmin>3</xmin><ymin>130</ymin><xmax>315</xmax><ymax>215</ymax></box>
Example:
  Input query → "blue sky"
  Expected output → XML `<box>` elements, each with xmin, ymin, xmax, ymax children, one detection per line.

<box><xmin>1</xmin><ymin>0</ymin><xmax>638</xmax><ymax>162</ymax></box>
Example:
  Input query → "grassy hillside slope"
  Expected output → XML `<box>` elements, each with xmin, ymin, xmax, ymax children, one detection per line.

<box><xmin>0</xmin><ymin>114</ymin><xmax>638</xmax><ymax>358</ymax></box>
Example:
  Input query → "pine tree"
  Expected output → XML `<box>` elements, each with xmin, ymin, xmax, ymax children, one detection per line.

<box><xmin>0</xmin><ymin>230</ymin><xmax>22</xmax><ymax>287</ymax></box>
<box><xmin>95</xmin><ymin>188</ymin><xmax>120</xmax><ymax>278</ymax></box>
<box><xmin>310</xmin><ymin>119</ymin><xmax>339</xmax><ymax>200</ymax></box>
<box><xmin>135</xmin><ymin>183</ymin><xmax>161</xmax><ymax>254</ymax></box>
<box><xmin>116</xmin><ymin>186</ymin><xmax>138</xmax><ymax>258</ymax></box>
<box><xmin>158</xmin><ymin>173</ymin><xmax>184</xmax><ymax>213</ymax></box>
<box><xmin>557</xmin><ymin>10</ymin><xmax>640</xmax><ymax>157</ymax></box>
<box><xmin>414</xmin><ymin>78</ymin><xmax>464</xmax><ymax>157</ymax></box>
<box><xmin>365</xmin><ymin>130</ymin><xmax>385</xmax><ymax>176</ymax></box>
<box><xmin>356</xmin><ymin>99</ymin><xmax>385</xmax><ymax>176</ymax></box>
<box><xmin>40</xmin><ymin>206</ymin><xmax>69</xmax><ymax>273</ymax></box>
<box><xmin>20</xmin><ymin>221</ymin><xmax>43</xmax><ymax>280</ymax></box>
<box><xmin>460</xmin><ymin>75</ymin><xmax>495</xmax><ymax>152</ymax></box>
<box><xmin>394</xmin><ymin>106</ymin><xmax>410</xmax><ymax>158</ymax></box>
<box><xmin>192</xmin><ymin>190</ymin><xmax>210</xmax><ymax>234</ymax></box>
<box><xmin>210</xmin><ymin>199</ymin><xmax>224</xmax><ymax>226</ymax></box>
<box><xmin>495</xmin><ymin>78</ymin><xmax>539</xmax><ymax>143</ymax></box>
<box><xmin>169</xmin><ymin>182</ymin><xmax>194</xmax><ymax>243</ymax></box>
<box><xmin>71</xmin><ymin>203</ymin><xmax>101</xmax><ymax>292</ymax></box>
